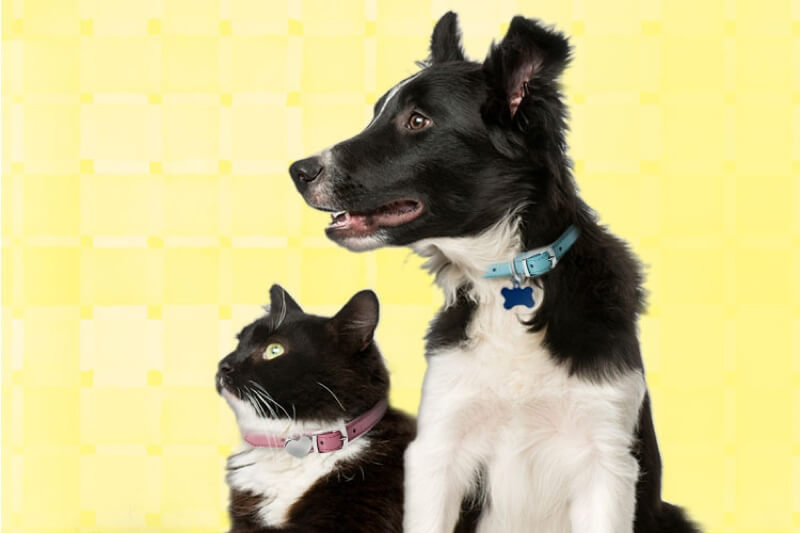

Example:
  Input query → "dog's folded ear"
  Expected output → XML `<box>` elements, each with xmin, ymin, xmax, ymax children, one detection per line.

<box><xmin>428</xmin><ymin>11</ymin><xmax>466</xmax><ymax>64</ymax></box>
<box><xmin>482</xmin><ymin>16</ymin><xmax>571</xmax><ymax>121</ymax></box>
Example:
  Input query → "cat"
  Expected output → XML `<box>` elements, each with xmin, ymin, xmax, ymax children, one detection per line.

<box><xmin>216</xmin><ymin>285</ymin><xmax>415</xmax><ymax>533</ymax></box>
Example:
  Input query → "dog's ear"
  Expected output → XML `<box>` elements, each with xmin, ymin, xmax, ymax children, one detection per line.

<box><xmin>428</xmin><ymin>11</ymin><xmax>466</xmax><ymax>64</ymax></box>
<box><xmin>482</xmin><ymin>16</ymin><xmax>571</xmax><ymax>120</ymax></box>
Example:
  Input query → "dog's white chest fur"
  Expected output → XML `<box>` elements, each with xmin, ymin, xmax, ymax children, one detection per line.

<box><xmin>406</xmin><ymin>221</ymin><xmax>646</xmax><ymax>533</ymax></box>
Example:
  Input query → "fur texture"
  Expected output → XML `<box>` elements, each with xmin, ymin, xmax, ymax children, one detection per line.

<box><xmin>290</xmin><ymin>11</ymin><xmax>699</xmax><ymax>533</ymax></box>
<box><xmin>217</xmin><ymin>287</ymin><xmax>415</xmax><ymax>532</ymax></box>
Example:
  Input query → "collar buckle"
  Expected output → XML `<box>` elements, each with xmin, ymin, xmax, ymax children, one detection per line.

<box><xmin>515</xmin><ymin>245</ymin><xmax>557</xmax><ymax>278</ymax></box>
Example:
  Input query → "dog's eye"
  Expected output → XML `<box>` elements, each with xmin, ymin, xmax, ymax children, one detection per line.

<box><xmin>263</xmin><ymin>343</ymin><xmax>285</xmax><ymax>360</ymax></box>
<box><xmin>406</xmin><ymin>113</ymin><xmax>431</xmax><ymax>131</ymax></box>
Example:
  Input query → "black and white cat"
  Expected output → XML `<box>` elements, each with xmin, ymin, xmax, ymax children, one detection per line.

<box><xmin>217</xmin><ymin>285</ymin><xmax>415</xmax><ymax>533</ymax></box>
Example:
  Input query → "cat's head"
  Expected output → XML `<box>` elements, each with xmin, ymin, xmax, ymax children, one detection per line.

<box><xmin>216</xmin><ymin>285</ymin><xmax>389</xmax><ymax>428</ymax></box>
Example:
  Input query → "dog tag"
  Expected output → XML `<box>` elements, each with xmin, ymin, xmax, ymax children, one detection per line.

<box><xmin>501</xmin><ymin>283</ymin><xmax>535</xmax><ymax>310</ymax></box>
<box><xmin>284</xmin><ymin>436</ymin><xmax>313</xmax><ymax>458</ymax></box>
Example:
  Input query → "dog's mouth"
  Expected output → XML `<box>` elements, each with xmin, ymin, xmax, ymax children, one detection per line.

<box><xmin>325</xmin><ymin>199</ymin><xmax>424</xmax><ymax>238</ymax></box>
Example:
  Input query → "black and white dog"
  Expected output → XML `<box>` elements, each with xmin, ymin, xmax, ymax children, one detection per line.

<box><xmin>290</xmin><ymin>12</ymin><xmax>699</xmax><ymax>533</ymax></box>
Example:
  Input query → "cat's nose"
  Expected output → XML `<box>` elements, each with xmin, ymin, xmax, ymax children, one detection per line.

<box><xmin>218</xmin><ymin>360</ymin><xmax>234</xmax><ymax>375</ymax></box>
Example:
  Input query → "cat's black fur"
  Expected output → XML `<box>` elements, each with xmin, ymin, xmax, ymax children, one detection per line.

<box><xmin>217</xmin><ymin>285</ymin><xmax>415</xmax><ymax>533</ymax></box>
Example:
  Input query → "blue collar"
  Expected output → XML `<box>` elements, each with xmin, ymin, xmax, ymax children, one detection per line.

<box><xmin>483</xmin><ymin>225</ymin><xmax>580</xmax><ymax>280</ymax></box>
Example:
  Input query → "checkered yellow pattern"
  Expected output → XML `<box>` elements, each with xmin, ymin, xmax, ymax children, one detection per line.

<box><xmin>2</xmin><ymin>0</ymin><xmax>799</xmax><ymax>531</ymax></box>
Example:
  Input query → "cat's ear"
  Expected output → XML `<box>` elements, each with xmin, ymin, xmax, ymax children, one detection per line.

<box><xmin>482</xmin><ymin>16</ymin><xmax>570</xmax><ymax>120</ymax></box>
<box><xmin>331</xmin><ymin>290</ymin><xmax>379</xmax><ymax>352</ymax></box>
<box><xmin>268</xmin><ymin>284</ymin><xmax>302</xmax><ymax>316</ymax></box>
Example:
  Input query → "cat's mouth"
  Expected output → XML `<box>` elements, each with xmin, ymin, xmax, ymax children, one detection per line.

<box><xmin>216</xmin><ymin>374</ymin><xmax>235</xmax><ymax>397</ymax></box>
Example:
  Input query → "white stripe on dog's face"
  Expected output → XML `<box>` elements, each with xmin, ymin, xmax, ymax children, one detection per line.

<box><xmin>367</xmin><ymin>72</ymin><xmax>422</xmax><ymax>128</ymax></box>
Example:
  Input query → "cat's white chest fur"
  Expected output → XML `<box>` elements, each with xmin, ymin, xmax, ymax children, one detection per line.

<box><xmin>223</xmin><ymin>391</ymin><xmax>368</xmax><ymax>527</ymax></box>
<box><xmin>226</xmin><ymin>439</ymin><xmax>368</xmax><ymax>526</ymax></box>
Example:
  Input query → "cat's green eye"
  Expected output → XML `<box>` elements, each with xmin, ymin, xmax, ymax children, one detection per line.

<box><xmin>263</xmin><ymin>342</ymin><xmax>285</xmax><ymax>360</ymax></box>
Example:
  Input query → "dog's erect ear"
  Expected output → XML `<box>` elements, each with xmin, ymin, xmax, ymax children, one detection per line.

<box><xmin>429</xmin><ymin>11</ymin><xmax>466</xmax><ymax>64</ymax></box>
<box><xmin>482</xmin><ymin>16</ymin><xmax>571</xmax><ymax>119</ymax></box>
<box><xmin>267</xmin><ymin>284</ymin><xmax>302</xmax><ymax>317</ymax></box>
<box><xmin>330</xmin><ymin>290</ymin><xmax>379</xmax><ymax>352</ymax></box>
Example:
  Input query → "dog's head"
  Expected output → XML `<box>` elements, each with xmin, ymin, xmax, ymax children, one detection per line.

<box><xmin>290</xmin><ymin>12</ymin><xmax>572</xmax><ymax>251</ymax></box>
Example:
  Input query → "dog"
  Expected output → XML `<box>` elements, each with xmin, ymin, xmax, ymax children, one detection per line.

<box><xmin>289</xmin><ymin>12</ymin><xmax>699</xmax><ymax>533</ymax></box>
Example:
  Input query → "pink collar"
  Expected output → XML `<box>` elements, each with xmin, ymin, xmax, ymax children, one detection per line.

<box><xmin>243</xmin><ymin>399</ymin><xmax>388</xmax><ymax>458</ymax></box>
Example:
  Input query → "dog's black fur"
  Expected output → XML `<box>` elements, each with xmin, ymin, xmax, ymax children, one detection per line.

<box><xmin>290</xmin><ymin>12</ymin><xmax>698</xmax><ymax>532</ymax></box>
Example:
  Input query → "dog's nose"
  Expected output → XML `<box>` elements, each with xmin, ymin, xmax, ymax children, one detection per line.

<box><xmin>289</xmin><ymin>157</ymin><xmax>324</xmax><ymax>184</ymax></box>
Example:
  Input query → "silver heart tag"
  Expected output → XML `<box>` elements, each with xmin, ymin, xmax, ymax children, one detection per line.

<box><xmin>284</xmin><ymin>436</ymin><xmax>313</xmax><ymax>458</ymax></box>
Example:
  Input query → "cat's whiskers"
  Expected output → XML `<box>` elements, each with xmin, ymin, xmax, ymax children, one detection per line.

<box><xmin>243</xmin><ymin>383</ymin><xmax>275</xmax><ymax>418</ymax></box>
<box><xmin>315</xmin><ymin>381</ymin><xmax>346</xmax><ymax>412</ymax></box>
<box><xmin>249</xmin><ymin>380</ymin><xmax>291</xmax><ymax>420</ymax></box>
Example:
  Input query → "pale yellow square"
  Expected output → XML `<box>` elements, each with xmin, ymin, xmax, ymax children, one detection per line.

<box><xmin>80</xmin><ymin>454</ymin><xmax>161</xmax><ymax>523</ymax></box>
<box><xmin>163</xmin><ymin>174</ymin><xmax>219</xmax><ymax>235</ymax></box>
<box><xmin>22</xmin><ymin>307</ymin><xmax>81</xmax><ymax>387</ymax></box>
<box><xmin>163</xmin><ymin>0</ymin><xmax>220</xmax><ymax>35</ymax></box>
<box><xmin>24</xmin><ymin>386</ymin><xmax>80</xmax><ymax>445</ymax></box>
<box><xmin>162</xmin><ymin>37</ymin><xmax>220</xmax><ymax>92</ymax></box>
<box><xmin>230</xmin><ymin>36</ymin><xmax>289</xmax><ymax>92</ymax></box>
<box><xmin>23</xmin><ymin>174</ymin><xmax>80</xmax><ymax>236</ymax></box>
<box><xmin>163</xmin><ymin>104</ymin><xmax>220</xmax><ymax>161</ymax></box>
<box><xmin>229</xmin><ymin>0</ymin><xmax>289</xmax><ymax>35</ymax></box>
<box><xmin>23</xmin><ymin>247</ymin><xmax>81</xmax><ymax>305</ymax></box>
<box><xmin>81</xmin><ymin>248</ymin><xmax>163</xmax><ymax>305</ymax></box>
<box><xmin>80</xmin><ymin>103</ymin><xmax>159</xmax><ymax>161</ymax></box>
<box><xmin>80</xmin><ymin>174</ymin><xmax>164</xmax><ymax>235</ymax></box>
<box><xmin>83</xmin><ymin>310</ymin><xmax>163</xmax><ymax>386</ymax></box>
<box><xmin>231</xmin><ymin>104</ymin><xmax>288</xmax><ymax>160</ymax></box>
<box><xmin>164</xmin><ymin>248</ymin><xmax>220</xmax><ymax>304</ymax></box>
<box><xmin>23</xmin><ymin>103</ymin><xmax>80</xmax><ymax>168</ymax></box>
<box><xmin>80</xmin><ymin>387</ymin><xmax>161</xmax><ymax>444</ymax></box>
<box><xmin>302</xmin><ymin>37</ymin><xmax>365</xmax><ymax>92</ymax></box>
<box><xmin>23</xmin><ymin>38</ymin><xmax>79</xmax><ymax>92</ymax></box>
<box><xmin>302</xmin><ymin>0</ymin><xmax>365</xmax><ymax>36</ymax></box>
<box><xmin>22</xmin><ymin>452</ymin><xmax>80</xmax><ymax>528</ymax></box>
<box><xmin>22</xmin><ymin>0</ymin><xmax>79</xmax><ymax>36</ymax></box>
<box><xmin>80</xmin><ymin>37</ymin><xmax>161</xmax><ymax>93</ymax></box>
<box><xmin>230</xmin><ymin>248</ymin><xmax>292</xmax><ymax>303</ymax></box>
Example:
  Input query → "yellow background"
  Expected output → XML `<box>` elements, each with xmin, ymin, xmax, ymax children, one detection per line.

<box><xmin>2</xmin><ymin>0</ymin><xmax>799</xmax><ymax>531</ymax></box>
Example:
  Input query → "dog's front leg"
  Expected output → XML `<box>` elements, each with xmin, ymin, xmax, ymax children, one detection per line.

<box><xmin>403</xmin><ymin>362</ymin><xmax>485</xmax><ymax>533</ymax></box>
<box><xmin>403</xmin><ymin>432</ymin><xmax>482</xmax><ymax>533</ymax></box>
<box><xmin>568</xmin><ymin>449</ymin><xmax>639</xmax><ymax>533</ymax></box>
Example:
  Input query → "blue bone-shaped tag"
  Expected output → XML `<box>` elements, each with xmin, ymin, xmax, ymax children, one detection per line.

<box><xmin>501</xmin><ymin>286</ymin><xmax>535</xmax><ymax>310</ymax></box>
